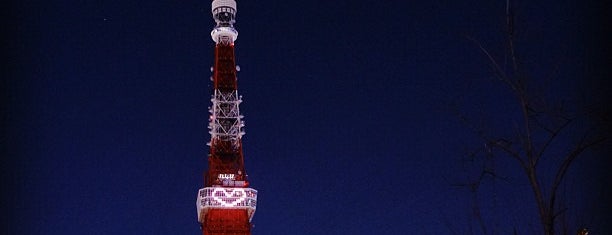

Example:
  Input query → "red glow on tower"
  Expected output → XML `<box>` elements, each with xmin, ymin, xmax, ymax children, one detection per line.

<box><xmin>196</xmin><ymin>0</ymin><xmax>257</xmax><ymax>234</ymax></box>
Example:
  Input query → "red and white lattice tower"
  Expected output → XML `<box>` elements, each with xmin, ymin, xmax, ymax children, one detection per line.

<box><xmin>196</xmin><ymin>0</ymin><xmax>257</xmax><ymax>234</ymax></box>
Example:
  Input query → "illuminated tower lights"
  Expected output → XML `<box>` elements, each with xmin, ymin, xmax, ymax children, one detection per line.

<box><xmin>196</xmin><ymin>0</ymin><xmax>257</xmax><ymax>234</ymax></box>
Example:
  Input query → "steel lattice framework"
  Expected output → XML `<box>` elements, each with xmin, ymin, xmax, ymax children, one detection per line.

<box><xmin>208</xmin><ymin>90</ymin><xmax>244</xmax><ymax>150</ymax></box>
<box><xmin>197</xmin><ymin>0</ymin><xmax>257</xmax><ymax>234</ymax></box>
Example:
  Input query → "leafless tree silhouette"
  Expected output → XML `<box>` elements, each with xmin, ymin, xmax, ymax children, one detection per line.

<box><xmin>451</xmin><ymin>1</ymin><xmax>608</xmax><ymax>234</ymax></box>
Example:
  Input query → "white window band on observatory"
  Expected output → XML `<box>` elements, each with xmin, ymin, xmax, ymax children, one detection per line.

<box><xmin>197</xmin><ymin>187</ymin><xmax>258</xmax><ymax>222</ymax></box>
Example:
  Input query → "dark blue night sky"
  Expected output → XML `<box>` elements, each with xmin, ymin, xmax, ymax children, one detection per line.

<box><xmin>4</xmin><ymin>0</ymin><xmax>611</xmax><ymax>234</ymax></box>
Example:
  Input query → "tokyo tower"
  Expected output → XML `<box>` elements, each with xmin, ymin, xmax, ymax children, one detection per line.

<box><xmin>196</xmin><ymin>0</ymin><xmax>257</xmax><ymax>234</ymax></box>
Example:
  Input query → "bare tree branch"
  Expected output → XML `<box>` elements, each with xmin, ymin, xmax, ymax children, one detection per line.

<box><xmin>534</xmin><ymin>118</ymin><xmax>573</xmax><ymax>167</ymax></box>
<box><xmin>548</xmin><ymin>134</ymin><xmax>608</xmax><ymax>219</ymax></box>
<box><xmin>453</xmin><ymin>2</ymin><xmax>608</xmax><ymax>234</ymax></box>
<box><xmin>466</xmin><ymin>36</ymin><xmax>519</xmax><ymax>95</ymax></box>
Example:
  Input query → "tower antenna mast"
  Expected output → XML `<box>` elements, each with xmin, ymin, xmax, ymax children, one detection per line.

<box><xmin>196</xmin><ymin>0</ymin><xmax>257</xmax><ymax>234</ymax></box>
